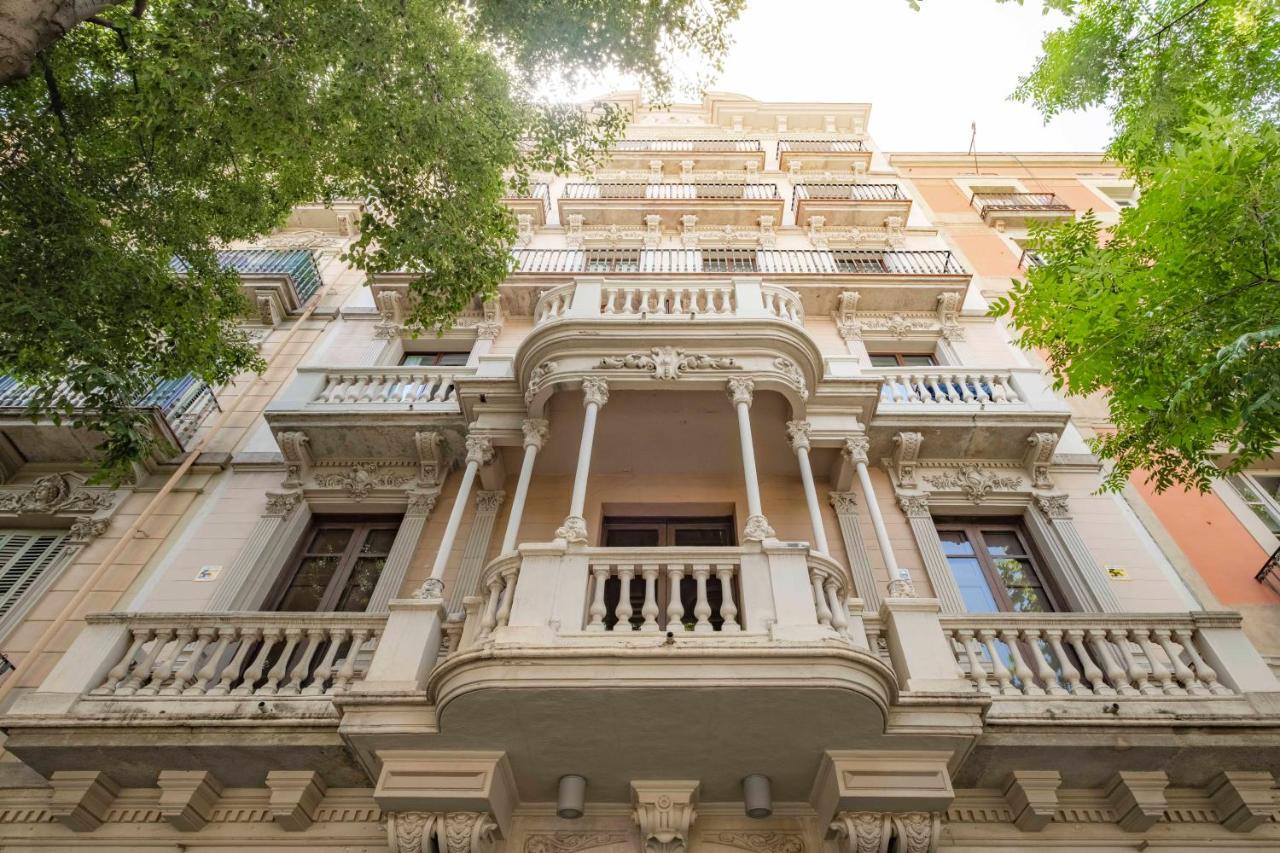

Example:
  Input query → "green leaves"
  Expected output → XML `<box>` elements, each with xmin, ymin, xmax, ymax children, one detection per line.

<box><xmin>0</xmin><ymin>0</ymin><xmax>741</xmax><ymax>479</ymax></box>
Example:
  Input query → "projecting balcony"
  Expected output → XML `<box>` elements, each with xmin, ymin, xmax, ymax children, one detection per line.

<box><xmin>264</xmin><ymin>365</ymin><xmax>471</xmax><ymax>466</ymax></box>
<box><xmin>0</xmin><ymin>376</ymin><xmax>217</xmax><ymax>467</ymax></box>
<box><xmin>792</xmin><ymin>183</ymin><xmax>912</xmax><ymax>227</ymax></box>
<box><xmin>510</xmin><ymin>248</ymin><xmax>969</xmax><ymax>315</ymax></box>
<box><xmin>558</xmin><ymin>182</ymin><xmax>784</xmax><ymax>229</ymax></box>
<box><xmin>176</xmin><ymin>249</ymin><xmax>324</xmax><ymax>325</ymax></box>
<box><xmin>501</xmin><ymin>182</ymin><xmax>551</xmax><ymax>226</ymax></box>
<box><xmin>604</xmin><ymin>138</ymin><xmax>766</xmax><ymax>174</ymax></box>
<box><xmin>866</xmin><ymin>367</ymin><xmax>1071</xmax><ymax>461</ymax></box>
<box><xmin>776</xmin><ymin>139</ymin><xmax>872</xmax><ymax>173</ymax></box>
<box><xmin>4</xmin><ymin>611</ymin><xmax>387</xmax><ymax>786</ymax></box>
<box><xmin>969</xmin><ymin>192</ymin><xmax>1074</xmax><ymax>228</ymax></box>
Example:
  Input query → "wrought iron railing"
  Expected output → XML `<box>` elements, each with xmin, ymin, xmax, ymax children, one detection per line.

<box><xmin>792</xmin><ymin>183</ymin><xmax>906</xmax><ymax>209</ymax></box>
<box><xmin>511</xmin><ymin>248</ymin><xmax>965</xmax><ymax>276</ymax></box>
<box><xmin>1019</xmin><ymin>249</ymin><xmax>1046</xmax><ymax>269</ymax></box>
<box><xmin>611</xmin><ymin>139</ymin><xmax>762</xmax><ymax>153</ymax></box>
<box><xmin>970</xmin><ymin>193</ymin><xmax>1072</xmax><ymax>216</ymax></box>
<box><xmin>777</xmin><ymin>140</ymin><xmax>868</xmax><ymax>154</ymax></box>
<box><xmin>1256</xmin><ymin>546</ymin><xmax>1280</xmax><ymax>585</ymax></box>
<box><xmin>174</xmin><ymin>250</ymin><xmax>323</xmax><ymax>304</ymax></box>
<box><xmin>503</xmin><ymin>182</ymin><xmax>551</xmax><ymax>217</ymax></box>
<box><xmin>562</xmin><ymin>183</ymin><xmax>780</xmax><ymax>200</ymax></box>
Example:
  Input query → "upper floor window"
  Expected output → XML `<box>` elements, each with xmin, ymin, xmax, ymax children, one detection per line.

<box><xmin>272</xmin><ymin>518</ymin><xmax>400</xmax><ymax>612</ymax></box>
<box><xmin>1226</xmin><ymin>474</ymin><xmax>1280</xmax><ymax>534</ymax></box>
<box><xmin>936</xmin><ymin>520</ymin><xmax>1058</xmax><ymax>613</ymax></box>
<box><xmin>869</xmin><ymin>352</ymin><xmax>938</xmax><ymax>368</ymax></box>
<box><xmin>401</xmin><ymin>351</ymin><xmax>470</xmax><ymax>366</ymax></box>
<box><xmin>0</xmin><ymin>531</ymin><xmax>71</xmax><ymax>620</ymax></box>
<box><xmin>602</xmin><ymin>515</ymin><xmax>736</xmax><ymax>547</ymax></box>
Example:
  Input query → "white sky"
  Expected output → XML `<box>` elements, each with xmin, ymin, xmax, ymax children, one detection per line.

<box><xmin>558</xmin><ymin>0</ymin><xmax>1114</xmax><ymax>153</ymax></box>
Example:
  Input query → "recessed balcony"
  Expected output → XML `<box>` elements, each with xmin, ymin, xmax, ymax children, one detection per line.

<box><xmin>558</xmin><ymin>182</ymin><xmax>784</xmax><ymax>229</ymax></box>
<box><xmin>776</xmin><ymin>139</ymin><xmax>872</xmax><ymax>173</ymax></box>
<box><xmin>603</xmin><ymin>139</ymin><xmax>766</xmax><ymax>174</ymax></box>
<box><xmin>264</xmin><ymin>365</ymin><xmax>471</xmax><ymax>466</ymax></box>
<box><xmin>501</xmin><ymin>182</ymin><xmax>551</xmax><ymax>226</ymax></box>
<box><xmin>969</xmin><ymin>192</ymin><xmax>1074</xmax><ymax>228</ymax></box>
<box><xmin>867</xmin><ymin>367</ymin><xmax>1071</xmax><ymax>461</ymax></box>
<box><xmin>792</xmin><ymin>183</ymin><xmax>912</xmax><ymax>227</ymax></box>
<box><xmin>175</xmin><ymin>249</ymin><xmax>324</xmax><ymax>325</ymax></box>
<box><xmin>0</xmin><ymin>376</ymin><xmax>217</xmax><ymax>467</ymax></box>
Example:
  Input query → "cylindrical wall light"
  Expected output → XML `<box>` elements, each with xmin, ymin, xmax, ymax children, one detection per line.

<box><xmin>557</xmin><ymin>774</ymin><xmax>587</xmax><ymax>819</ymax></box>
<box><xmin>742</xmin><ymin>774</ymin><xmax>772</xmax><ymax>819</ymax></box>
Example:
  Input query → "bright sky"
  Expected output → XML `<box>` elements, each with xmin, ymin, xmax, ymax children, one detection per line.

<box><xmin>563</xmin><ymin>0</ymin><xmax>1114</xmax><ymax>153</ymax></box>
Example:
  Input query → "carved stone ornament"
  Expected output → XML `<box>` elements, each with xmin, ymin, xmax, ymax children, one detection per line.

<box><xmin>891</xmin><ymin>813</ymin><xmax>941</xmax><ymax>853</ymax></box>
<box><xmin>896</xmin><ymin>493</ymin><xmax>931</xmax><ymax>518</ymax></box>
<box><xmin>386</xmin><ymin>811</ymin><xmax>499</xmax><ymax>853</ymax></box>
<box><xmin>413</xmin><ymin>577</ymin><xmax>446</xmax><ymax>601</ymax></box>
<box><xmin>525</xmin><ymin>833</ymin><xmax>633</xmax><ymax>853</ymax></box>
<box><xmin>524</xmin><ymin>361</ymin><xmax>558</xmax><ymax>405</ymax></box>
<box><xmin>937</xmin><ymin>292</ymin><xmax>964</xmax><ymax>342</ymax></box>
<box><xmin>711</xmin><ymin>832</ymin><xmax>804</xmax><ymax>853</ymax></box>
<box><xmin>315</xmin><ymin>463</ymin><xmax>411</xmax><ymax>501</ymax></box>
<box><xmin>277</xmin><ymin>431</ymin><xmax>311</xmax><ymax>488</ymax></box>
<box><xmin>828</xmin><ymin>491</ymin><xmax>858</xmax><ymax>514</ymax></box>
<box><xmin>773</xmin><ymin>358</ymin><xmax>808</xmax><ymax>398</ymax></box>
<box><xmin>743</xmin><ymin>514</ymin><xmax>776</xmax><ymax>542</ymax></box>
<box><xmin>726</xmin><ymin>377</ymin><xmax>755</xmax><ymax>407</ymax></box>
<box><xmin>264</xmin><ymin>490</ymin><xmax>304</xmax><ymax>518</ymax></box>
<box><xmin>886</xmin><ymin>574</ymin><xmax>917</xmax><ymax>598</ymax></box>
<box><xmin>415</xmin><ymin>431</ymin><xmax>450</xmax><ymax>488</ymax></box>
<box><xmin>405</xmin><ymin>490</ymin><xmax>439</xmax><ymax>517</ymax></box>
<box><xmin>923</xmin><ymin>466</ymin><xmax>1022</xmax><ymax>503</ymax></box>
<box><xmin>68</xmin><ymin>516</ymin><xmax>109</xmax><ymax>542</ymax></box>
<box><xmin>475</xmin><ymin>322</ymin><xmax>502</xmax><ymax>341</ymax></box>
<box><xmin>598</xmin><ymin>348</ymin><xmax>736</xmax><ymax>381</ymax></box>
<box><xmin>0</xmin><ymin>474</ymin><xmax>115</xmax><ymax>516</ymax></box>
<box><xmin>1034</xmin><ymin>493</ymin><xmax>1071</xmax><ymax>519</ymax></box>
<box><xmin>475</xmin><ymin>491</ymin><xmax>505</xmax><ymax>513</ymax></box>
<box><xmin>522</xmin><ymin>418</ymin><xmax>550</xmax><ymax>451</ymax></box>
<box><xmin>843</xmin><ymin>435</ymin><xmax>871</xmax><ymax>467</ymax></box>
<box><xmin>1024</xmin><ymin>432</ymin><xmax>1059</xmax><ymax>489</ymax></box>
<box><xmin>829</xmin><ymin>812</ymin><xmax>891</xmax><ymax>853</ymax></box>
<box><xmin>465</xmin><ymin>435</ymin><xmax>495</xmax><ymax>468</ymax></box>
<box><xmin>632</xmin><ymin>782</ymin><xmax>698</xmax><ymax>853</ymax></box>
<box><xmin>786</xmin><ymin>420</ymin><xmax>812</xmax><ymax>452</ymax></box>
<box><xmin>581</xmin><ymin>377</ymin><xmax>610</xmax><ymax>408</ymax></box>
<box><xmin>892</xmin><ymin>432</ymin><xmax>923</xmax><ymax>488</ymax></box>
<box><xmin>556</xmin><ymin>515</ymin><xmax>589</xmax><ymax>544</ymax></box>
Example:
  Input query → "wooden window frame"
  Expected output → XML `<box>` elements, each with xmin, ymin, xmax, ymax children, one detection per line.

<box><xmin>400</xmin><ymin>351</ymin><xmax>471</xmax><ymax>367</ymax></box>
<box><xmin>600</xmin><ymin>515</ymin><xmax>737</xmax><ymax>548</ymax></box>
<box><xmin>934</xmin><ymin>519</ymin><xmax>1063</xmax><ymax>613</ymax></box>
<box><xmin>269</xmin><ymin>516</ymin><xmax>402</xmax><ymax>612</ymax></box>
<box><xmin>867</xmin><ymin>352</ymin><xmax>939</xmax><ymax>367</ymax></box>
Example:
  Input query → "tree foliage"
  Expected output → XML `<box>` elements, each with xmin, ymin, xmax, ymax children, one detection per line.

<box><xmin>986</xmin><ymin>0</ymin><xmax>1280</xmax><ymax>491</ymax></box>
<box><xmin>0</xmin><ymin>0</ymin><xmax>742</xmax><ymax>480</ymax></box>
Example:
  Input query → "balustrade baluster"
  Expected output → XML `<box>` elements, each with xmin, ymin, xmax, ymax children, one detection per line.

<box><xmin>955</xmin><ymin>629</ymin><xmax>993</xmax><ymax>693</ymax></box>
<box><xmin>1065</xmin><ymin>628</ymin><xmax>1108</xmax><ymax>695</ymax></box>
<box><xmin>1044</xmin><ymin>629</ymin><xmax>1084</xmax><ymax>695</ymax></box>
<box><xmin>671</xmin><ymin>289</ymin><xmax>686</xmax><ymax>314</ymax></box>
<box><xmin>811</xmin><ymin>571</ymin><xmax>833</xmax><ymax>627</ymax></box>
<box><xmin>623</xmin><ymin>288</ymin><xmax>636</xmax><ymax>314</ymax></box>
<box><xmin>233</xmin><ymin>628</ymin><xmax>281</xmax><ymax>696</ymax></box>
<box><xmin>957</xmin><ymin>374</ymin><xmax>976</xmax><ymax>403</ymax></box>
<box><xmin>1173</xmin><ymin>628</ymin><xmax>1232</xmax><ymax>695</ymax></box>
<box><xmin>1088</xmin><ymin>628</ymin><xmax>1132</xmax><ymax>694</ymax></box>
<box><xmin>495</xmin><ymin>569</ymin><xmax>517</xmax><ymax>629</ymax></box>
<box><xmin>716</xmin><ymin>565</ymin><xmax>740</xmax><ymax>632</ymax></box>
<box><xmin>998</xmin><ymin>628</ymin><xmax>1042</xmax><ymax>695</ymax></box>
<box><xmin>639</xmin><ymin>565</ymin><xmax>660</xmax><ymax>632</ymax></box>
<box><xmin>614</xmin><ymin>565</ymin><xmax>636</xmax><ymax>631</ymax></box>
<box><xmin>905</xmin><ymin>374</ymin><xmax>923</xmax><ymax>403</ymax></box>
<box><xmin>979</xmin><ymin>629</ymin><xmax>1017</xmax><ymax>695</ymax></box>
<box><xmin>1152</xmin><ymin>628</ymin><xmax>1199</xmax><ymax>695</ymax></box>
<box><xmin>691</xmin><ymin>565</ymin><xmax>713</xmax><ymax>632</ymax></box>
<box><xmin>1022</xmin><ymin>629</ymin><xmax>1066</xmax><ymax>695</ymax></box>
<box><xmin>666</xmin><ymin>565</ymin><xmax>686</xmax><ymax>629</ymax></box>
<box><xmin>94</xmin><ymin>628</ymin><xmax>151</xmax><ymax>694</ymax></box>
<box><xmin>825</xmin><ymin>579</ymin><xmax>848</xmax><ymax>636</ymax></box>
<box><xmin>923</xmin><ymin>375</ymin><xmax>944</xmax><ymax>403</ymax></box>
<box><xmin>989</xmin><ymin>375</ymin><xmax>1009</xmax><ymax>403</ymax></box>
<box><xmin>997</xmin><ymin>374</ymin><xmax>1020</xmax><ymax>403</ymax></box>
<box><xmin>260</xmin><ymin>627</ymin><xmax>302</xmax><ymax>695</ymax></box>
<box><xmin>974</xmin><ymin>374</ymin><xmax>992</xmax><ymax>403</ymax></box>
<box><xmin>185</xmin><ymin>627</ymin><xmax>235</xmax><ymax>696</ymax></box>
<box><xmin>331</xmin><ymin>629</ymin><xmax>370</xmax><ymax>693</ymax></box>
<box><xmin>304</xmin><ymin>628</ymin><xmax>347</xmax><ymax>696</ymax></box>
<box><xmin>1108</xmin><ymin>628</ymin><xmax>1157</xmax><ymax>695</ymax></box>
<box><xmin>140</xmin><ymin>626</ymin><xmax>194</xmax><ymax>695</ymax></box>
<box><xmin>1134</xmin><ymin>628</ymin><xmax>1177</xmax><ymax>695</ymax></box>
<box><xmin>603</xmin><ymin>288</ymin><xmax>619</xmax><ymax>314</ymax></box>
<box><xmin>281</xmin><ymin>628</ymin><xmax>327</xmax><ymax>695</ymax></box>
<box><xmin>209</xmin><ymin>628</ymin><xmax>259</xmax><ymax>696</ymax></box>
<box><xmin>120</xmin><ymin>628</ymin><xmax>176</xmax><ymax>696</ymax></box>
<box><xmin>162</xmin><ymin>626</ymin><xmax>216</xmax><ymax>695</ymax></box>
<box><xmin>479</xmin><ymin>576</ymin><xmax>504</xmax><ymax>639</ymax></box>
<box><xmin>587</xmin><ymin>566</ymin><xmax>610</xmax><ymax>631</ymax></box>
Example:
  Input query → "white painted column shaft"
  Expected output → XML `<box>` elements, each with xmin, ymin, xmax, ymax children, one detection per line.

<box><xmin>423</xmin><ymin>435</ymin><xmax>493</xmax><ymax>596</ymax></box>
<box><xmin>501</xmin><ymin>419</ymin><xmax>548</xmax><ymax>554</ymax></box>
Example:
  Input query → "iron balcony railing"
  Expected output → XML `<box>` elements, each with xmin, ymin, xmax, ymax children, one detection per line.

<box><xmin>1256</xmin><ymin>545</ymin><xmax>1280</xmax><ymax>586</ymax></box>
<box><xmin>610</xmin><ymin>139</ymin><xmax>762</xmax><ymax>153</ymax></box>
<box><xmin>503</xmin><ymin>182</ymin><xmax>551</xmax><ymax>218</ymax></box>
<box><xmin>1019</xmin><ymin>249</ymin><xmax>1046</xmax><ymax>269</ymax></box>
<box><xmin>969</xmin><ymin>192</ymin><xmax>1072</xmax><ymax>216</ymax></box>
<box><xmin>777</xmin><ymin>139</ymin><xmax>868</xmax><ymax>155</ymax></box>
<box><xmin>173</xmin><ymin>250</ymin><xmax>323</xmax><ymax>304</ymax></box>
<box><xmin>792</xmin><ymin>183</ymin><xmax>906</xmax><ymax>209</ymax></box>
<box><xmin>0</xmin><ymin>375</ymin><xmax>219</xmax><ymax>446</ymax></box>
<box><xmin>511</xmin><ymin>248</ymin><xmax>966</xmax><ymax>276</ymax></box>
<box><xmin>562</xmin><ymin>182</ymin><xmax>781</xmax><ymax>201</ymax></box>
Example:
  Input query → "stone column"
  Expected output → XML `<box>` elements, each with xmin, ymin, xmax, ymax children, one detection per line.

<box><xmin>843</xmin><ymin>436</ymin><xmax>898</xmax><ymax>577</ymax></box>
<box><xmin>897</xmin><ymin>493</ymin><xmax>966</xmax><ymax>614</ymax></box>
<box><xmin>421</xmin><ymin>435</ymin><xmax>493</xmax><ymax>598</ymax></box>
<box><xmin>500</xmin><ymin>419</ymin><xmax>549</xmax><ymax>554</ymax></box>
<box><xmin>1034</xmin><ymin>494</ymin><xmax>1123</xmax><ymax>612</ymax></box>
<box><xmin>786</xmin><ymin>420</ymin><xmax>829</xmax><ymax>554</ymax></box>
<box><xmin>729</xmin><ymin>378</ymin><xmax>774</xmax><ymax>541</ymax></box>
<box><xmin>367</xmin><ymin>490</ymin><xmax>438</xmax><ymax>612</ymax></box>
<box><xmin>829</xmin><ymin>492</ymin><xmax>879</xmax><ymax>610</ymax></box>
<box><xmin>555</xmin><ymin>379</ymin><xmax>608</xmax><ymax>544</ymax></box>
<box><xmin>448</xmin><ymin>491</ymin><xmax>505</xmax><ymax>613</ymax></box>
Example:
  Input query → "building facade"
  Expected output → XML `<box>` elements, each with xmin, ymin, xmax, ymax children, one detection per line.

<box><xmin>0</xmin><ymin>94</ymin><xmax>1276</xmax><ymax>852</ymax></box>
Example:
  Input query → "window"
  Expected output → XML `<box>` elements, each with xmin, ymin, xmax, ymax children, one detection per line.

<box><xmin>869</xmin><ymin>352</ymin><xmax>938</xmax><ymax>368</ymax></box>
<box><xmin>401</xmin><ymin>351</ymin><xmax>470</xmax><ymax>366</ymax></box>
<box><xmin>935</xmin><ymin>520</ymin><xmax>1058</xmax><ymax>613</ymax></box>
<box><xmin>272</xmin><ymin>518</ymin><xmax>400</xmax><ymax>612</ymax></box>
<box><xmin>0</xmin><ymin>531</ymin><xmax>71</xmax><ymax>620</ymax></box>
<box><xmin>1226</xmin><ymin>474</ymin><xmax>1280</xmax><ymax>534</ymax></box>
<box><xmin>602</xmin><ymin>516</ymin><xmax>735</xmax><ymax>547</ymax></box>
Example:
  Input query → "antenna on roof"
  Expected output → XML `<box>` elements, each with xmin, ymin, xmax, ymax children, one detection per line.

<box><xmin>968</xmin><ymin>121</ymin><xmax>979</xmax><ymax>174</ymax></box>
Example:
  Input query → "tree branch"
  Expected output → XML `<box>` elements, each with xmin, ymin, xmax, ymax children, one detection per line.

<box><xmin>37</xmin><ymin>50</ymin><xmax>75</xmax><ymax>162</ymax></box>
<box><xmin>0</xmin><ymin>0</ymin><xmax>126</xmax><ymax>84</ymax></box>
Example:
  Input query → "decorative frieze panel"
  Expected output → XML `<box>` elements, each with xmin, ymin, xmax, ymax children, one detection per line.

<box><xmin>525</xmin><ymin>832</ymin><xmax>634</xmax><ymax>853</ymax></box>
<box><xmin>598</xmin><ymin>349</ymin><xmax>737</xmax><ymax>380</ymax></box>
<box><xmin>921</xmin><ymin>466</ymin><xmax>1023</xmax><ymax>504</ymax></box>
<box><xmin>315</xmin><ymin>463</ymin><xmax>413</xmax><ymax>501</ymax></box>
<box><xmin>831</xmin><ymin>292</ymin><xmax>965</xmax><ymax>343</ymax></box>
<box><xmin>0</xmin><ymin>473</ymin><xmax>115</xmax><ymax>516</ymax></box>
<box><xmin>705</xmin><ymin>831</ymin><xmax>804</xmax><ymax>853</ymax></box>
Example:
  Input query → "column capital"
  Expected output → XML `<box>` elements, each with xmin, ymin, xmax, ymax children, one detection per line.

<box><xmin>475</xmin><ymin>490</ymin><xmax>506</xmax><ymax>513</ymax></box>
<box><xmin>521</xmin><ymin>418</ymin><xmax>550</xmax><ymax>450</ymax></box>
<box><xmin>404</xmin><ymin>490</ymin><xmax>439</xmax><ymax>518</ymax></box>
<box><xmin>465</xmin><ymin>435</ymin><xmax>495</xmax><ymax>467</ymax></box>
<box><xmin>726</xmin><ymin>377</ymin><xmax>755</xmax><ymax>406</ymax></box>
<box><xmin>1034</xmin><ymin>493</ymin><xmax>1071</xmax><ymax>519</ymax></box>
<box><xmin>555</xmin><ymin>515</ymin><xmax>589</xmax><ymax>543</ymax></box>
<box><xmin>474</xmin><ymin>322</ymin><xmax>502</xmax><ymax>341</ymax></box>
<box><xmin>828</xmin><ymin>491</ymin><xmax>859</xmax><ymax>514</ymax></box>
<box><xmin>897</xmin><ymin>493</ymin><xmax>931</xmax><ymax>518</ymax></box>
<box><xmin>581</xmin><ymin>377</ymin><xmax>609</xmax><ymax>408</ymax></box>
<box><xmin>743</xmin><ymin>514</ymin><xmax>776</xmax><ymax>542</ymax></box>
<box><xmin>264</xmin><ymin>490</ymin><xmax>304</xmax><ymax>518</ymax></box>
<box><xmin>843</xmin><ymin>435</ymin><xmax>870</xmax><ymax>466</ymax></box>
<box><xmin>786</xmin><ymin>419</ymin><xmax>812</xmax><ymax>451</ymax></box>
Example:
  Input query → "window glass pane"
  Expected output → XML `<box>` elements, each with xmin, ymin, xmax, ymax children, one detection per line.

<box><xmin>400</xmin><ymin>354</ymin><xmax>435</xmax><ymax>366</ymax></box>
<box><xmin>336</xmin><ymin>556</ymin><xmax>386</xmax><ymax>612</ymax></box>
<box><xmin>938</xmin><ymin>530</ymin><xmax>976</xmax><ymax>556</ymax></box>
<box><xmin>672</xmin><ymin>526</ymin><xmax>731</xmax><ymax>547</ymax></box>
<box><xmin>438</xmin><ymin>352</ymin><xmax>470</xmax><ymax>366</ymax></box>
<box><xmin>992</xmin><ymin>557</ymin><xmax>1051</xmax><ymax>612</ymax></box>
<box><xmin>900</xmin><ymin>354</ymin><xmax>937</xmax><ymax>367</ymax></box>
<box><xmin>868</xmin><ymin>354</ymin><xmax>899</xmax><ymax>367</ymax></box>
<box><xmin>278</xmin><ymin>556</ymin><xmax>340</xmax><ymax>611</ymax></box>
<box><xmin>947</xmin><ymin>556</ymin><xmax>1001</xmax><ymax>613</ymax></box>
<box><xmin>604</xmin><ymin>528</ymin><xmax>661</xmax><ymax>547</ymax></box>
<box><xmin>361</xmin><ymin>528</ymin><xmax>398</xmax><ymax>555</ymax></box>
<box><xmin>982</xmin><ymin>531</ymin><xmax>1028</xmax><ymax>558</ymax></box>
<box><xmin>1226</xmin><ymin>476</ymin><xmax>1280</xmax><ymax>533</ymax></box>
<box><xmin>307</xmin><ymin>527</ymin><xmax>354</xmax><ymax>556</ymax></box>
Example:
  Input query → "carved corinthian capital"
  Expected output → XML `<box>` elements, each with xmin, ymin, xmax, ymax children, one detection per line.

<box><xmin>785</xmin><ymin>420</ymin><xmax>812</xmax><ymax>452</ymax></box>
<box><xmin>521</xmin><ymin>418</ymin><xmax>550</xmax><ymax>451</ymax></box>
<box><xmin>581</xmin><ymin>377</ymin><xmax>609</xmax><ymax>408</ymax></box>
<box><xmin>843</xmin><ymin>435</ymin><xmax>870</xmax><ymax>466</ymax></box>
<box><xmin>726</xmin><ymin>377</ymin><xmax>754</xmax><ymax>407</ymax></box>
<box><xmin>464</xmin><ymin>435</ymin><xmax>495</xmax><ymax>468</ymax></box>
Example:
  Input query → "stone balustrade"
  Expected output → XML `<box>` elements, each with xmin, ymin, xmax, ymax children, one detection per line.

<box><xmin>584</xmin><ymin>550</ymin><xmax>744</xmax><ymax>633</ymax></box>
<box><xmin>268</xmin><ymin>365</ymin><xmax>474</xmax><ymax>412</ymax></box>
<box><xmin>533</xmin><ymin>279</ymin><xmax>804</xmax><ymax>327</ymax></box>
<box><xmin>875</xmin><ymin>367</ymin><xmax>1057</xmax><ymax>407</ymax></box>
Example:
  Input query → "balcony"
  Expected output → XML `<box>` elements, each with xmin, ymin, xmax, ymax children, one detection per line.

<box><xmin>867</xmin><ymin>367</ymin><xmax>1071</xmax><ymax>461</ymax></box>
<box><xmin>603</xmin><ymin>138</ymin><xmax>766</xmax><ymax>174</ymax></box>
<box><xmin>175</xmin><ymin>249</ymin><xmax>323</xmax><ymax>325</ymax></box>
<box><xmin>0</xmin><ymin>376</ymin><xmax>217</xmax><ymax>466</ymax></box>
<box><xmin>264</xmin><ymin>365</ymin><xmax>470</xmax><ymax>466</ymax></box>
<box><xmin>776</xmin><ymin>139</ymin><xmax>872</xmax><ymax>173</ymax></box>
<box><xmin>558</xmin><ymin>182</ymin><xmax>784</xmax><ymax>229</ymax></box>
<box><xmin>1018</xmin><ymin>248</ymin><xmax>1046</xmax><ymax>269</ymax></box>
<box><xmin>969</xmin><ymin>193</ymin><xmax>1074</xmax><ymax>228</ymax></box>
<box><xmin>501</xmin><ymin>182</ymin><xmax>551</xmax><ymax>226</ymax></box>
<box><xmin>792</xmin><ymin>183</ymin><xmax>912</xmax><ymax>227</ymax></box>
